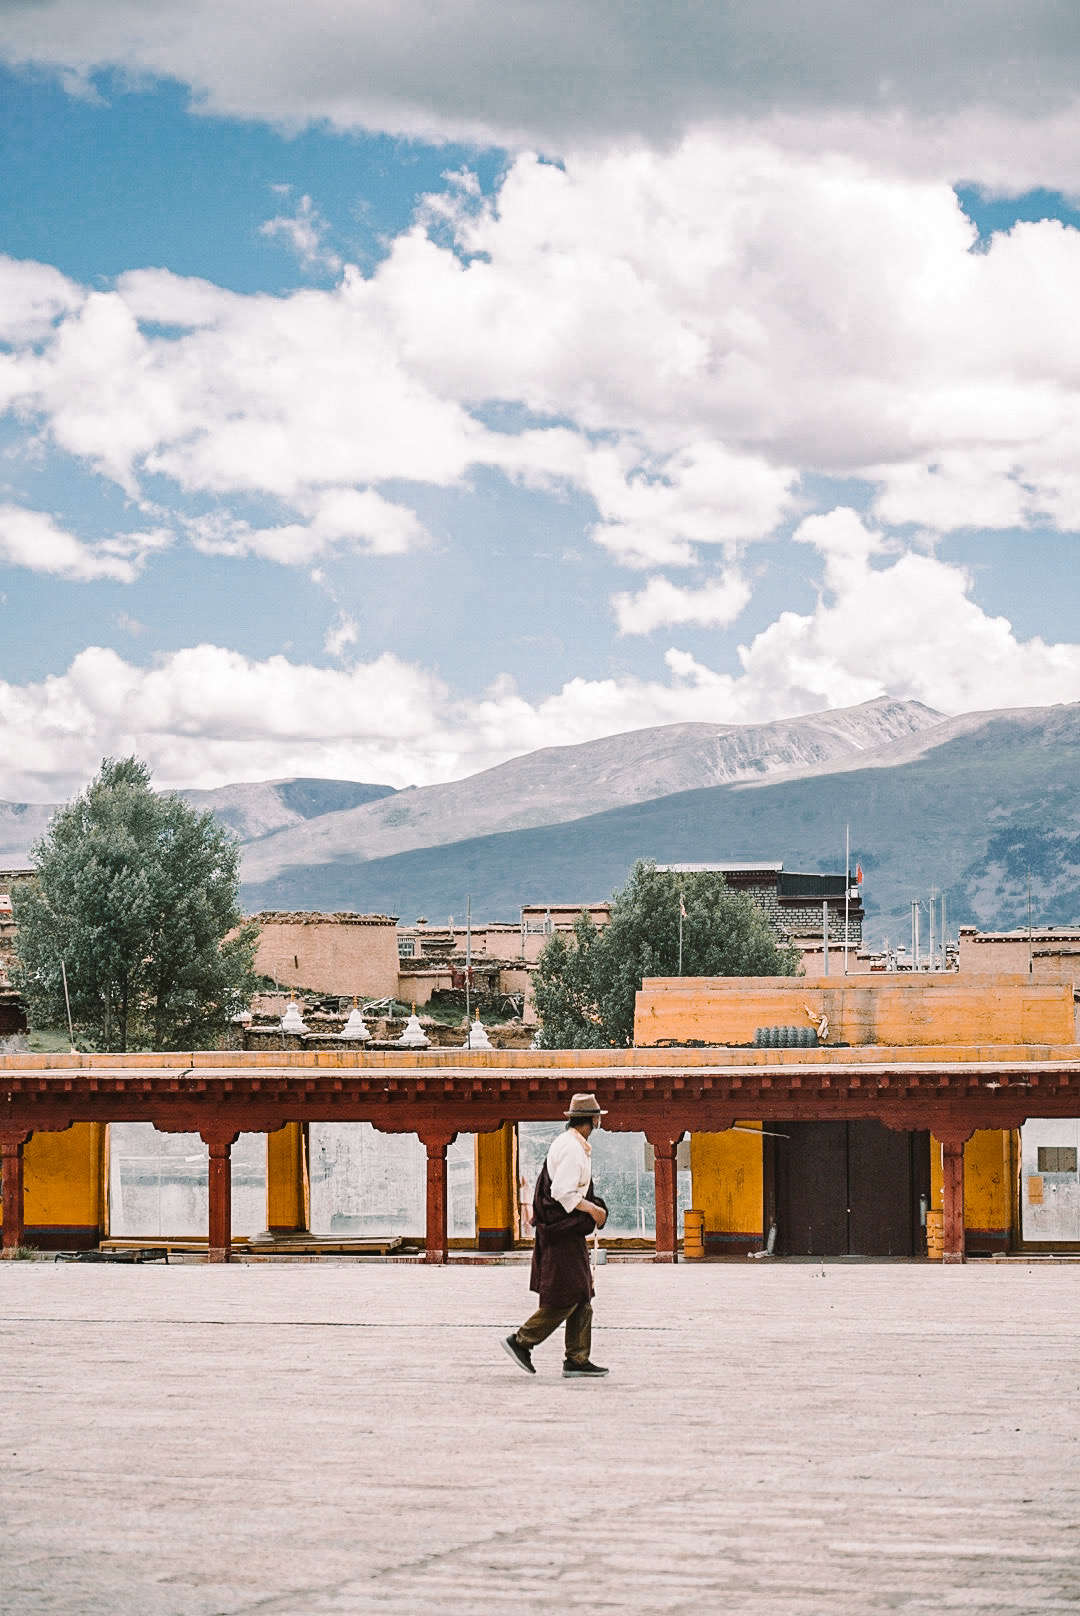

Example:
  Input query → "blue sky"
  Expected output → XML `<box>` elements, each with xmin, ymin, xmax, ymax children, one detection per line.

<box><xmin>3</xmin><ymin>7</ymin><xmax>1080</xmax><ymax>800</ymax></box>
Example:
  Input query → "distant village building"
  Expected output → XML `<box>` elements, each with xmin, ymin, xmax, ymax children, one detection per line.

<box><xmin>658</xmin><ymin>861</ymin><xmax>863</xmax><ymax>969</ymax></box>
<box><xmin>251</xmin><ymin>911</ymin><xmax>400</xmax><ymax>1000</ymax></box>
<box><xmin>0</xmin><ymin>866</ymin><xmax>33</xmax><ymax>1033</ymax></box>
<box><xmin>958</xmin><ymin>925</ymin><xmax>1080</xmax><ymax>981</ymax></box>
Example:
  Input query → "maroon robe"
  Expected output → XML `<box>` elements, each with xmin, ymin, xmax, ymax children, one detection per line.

<box><xmin>529</xmin><ymin>1161</ymin><xmax>608</xmax><ymax>1309</ymax></box>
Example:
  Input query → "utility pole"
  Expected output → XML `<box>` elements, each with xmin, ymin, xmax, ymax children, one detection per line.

<box><xmin>911</xmin><ymin>900</ymin><xmax>920</xmax><ymax>971</ymax></box>
<box><xmin>465</xmin><ymin>893</ymin><xmax>472</xmax><ymax>1044</ymax></box>
<box><xmin>844</xmin><ymin>824</ymin><xmax>850</xmax><ymax>975</ymax></box>
<box><xmin>1028</xmin><ymin>870</ymin><xmax>1034</xmax><ymax>975</ymax></box>
<box><xmin>928</xmin><ymin>886</ymin><xmax>937</xmax><ymax>971</ymax></box>
<box><xmin>941</xmin><ymin>892</ymin><xmax>948</xmax><ymax>969</ymax></box>
<box><xmin>822</xmin><ymin>899</ymin><xmax>829</xmax><ymax>976</ymax></box>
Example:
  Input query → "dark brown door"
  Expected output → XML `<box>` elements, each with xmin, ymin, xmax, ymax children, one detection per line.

<box><xmin>847</xmin><ymin>1122</ymin><xmax>914</xmax><ymax>1256</ymax></box>
<box><xmin>777</xmin><ymin>1122</ymin><xmax>848</xmax><ymax>1255</ymax></box>
<box><xmin>776</xmin><ymin>1122</ymin><xmax>926</xmax><ymax>1256</ymax></box>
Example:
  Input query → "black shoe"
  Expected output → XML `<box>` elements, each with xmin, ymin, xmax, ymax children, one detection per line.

<box><xmin>563</xmin><ymin>1360</ymin><xmax>609</xmax><ymax>1377</ymax></box>
<box><xmin>501</xmin><ymin>1334</ymin><xmax>536</xmax><ymax>1374</ymax></box>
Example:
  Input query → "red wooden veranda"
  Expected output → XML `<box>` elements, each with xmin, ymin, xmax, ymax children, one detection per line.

<box><xmin>4</xmin><ymin>1044</ymin><xmax>1080</xmax><ymax>1262</ymax></box>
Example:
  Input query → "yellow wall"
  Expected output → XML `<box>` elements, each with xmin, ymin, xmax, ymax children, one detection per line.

<box><xmin>266</xmin><ymin>1122</ymin><xmax>306</xmax><ymax>1233</ymax></box>
<box><xmin>930</xmin><ymin>1129</ymin><xmax>1014</xmax><ymax>1251</ymax></box>
<box><xmin>690</xmin><ymin>1125</ymin><xmax>763</xmax><ymax>1253</ymax></box>
<box><xmin>24</xmin><ymin>1124</ymin><xmax>104</xmax><ymax>1241</ymax></box>
<box><xmin>635</xmin><ymin>974</ymin><xmax>1075</xmax><ymax>1048</ymax></box>
<box><xmin>476</xmin><ymin>1123</ymin><xmax>516</xmax><ymax>1249</ymax></box>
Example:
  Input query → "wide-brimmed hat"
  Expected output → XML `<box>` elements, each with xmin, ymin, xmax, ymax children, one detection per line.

<box><xmin>565</xmin><ymin>1092</ymin><xmax>608</xmax><ymax>1118</ymax></box>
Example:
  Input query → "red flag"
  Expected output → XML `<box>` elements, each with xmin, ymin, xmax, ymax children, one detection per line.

<box><xmin>855</xmin><ymin>863</ymin><xmax>863</xmax><ymax>884</ymax></box>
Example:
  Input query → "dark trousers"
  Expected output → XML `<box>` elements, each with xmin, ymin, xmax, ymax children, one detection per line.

<box><xmin>515</xmin><ymin>1300</ymin><xmax>592</xmax><ymax>1364</ymax></box>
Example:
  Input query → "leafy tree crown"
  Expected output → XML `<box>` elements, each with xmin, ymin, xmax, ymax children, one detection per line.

<box><xmin>12</xmin><ymin>756</ymin><xmax>258</xmax><ymax>1051</ymax></box>
<box><xmin>533</xmin><ymin>860</ymin><xmax>798</xmax><ymax>1048</ymax></box>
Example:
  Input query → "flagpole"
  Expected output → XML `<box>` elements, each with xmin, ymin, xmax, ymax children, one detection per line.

<box><xmin>678</xmin><ymin>890</ymin><xmax>684</xmax><ymax>976</ymax></box>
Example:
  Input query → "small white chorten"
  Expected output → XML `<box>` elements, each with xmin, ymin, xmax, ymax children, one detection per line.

<box><xmin>280</xmin><ymin>1000</ymin><xmax>308</xmax><ymax>1034</ymax></box>
<box><xmin>339</xmin><ymin>1006</ymin><xmax>372</xmax><ymax>1041</ymax></box>
<box><xmin>396</xmin><ymin>1012</ymin><xmax>430</xmax><ymax>1048</ymax></box>
<box><xmin>464</xmin><ymin>1017</ymin><xmax>493</xmax><ymax>1050</ymax></box>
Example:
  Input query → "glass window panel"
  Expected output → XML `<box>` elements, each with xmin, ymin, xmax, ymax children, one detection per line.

<box><xmin>517</xmin><ymin>1123</ymin><xmax>691</xmax><ymax>1239</ymax></box>
<box><xmin>308</xmin><ymin>1124</ymin><xmax>476</xmax><ymax>1239</ymax></box>
<box><xmin>107</xmin><ymin>1123</ymin><xmax>266</xmax><ymax>1238</ymax></box>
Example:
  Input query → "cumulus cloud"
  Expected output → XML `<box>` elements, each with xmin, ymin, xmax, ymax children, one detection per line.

<box><xmin>4</xmin><ymin>520</ymin><xmax>1080</xmax><ymax>799</ymax></box>
<box><xmin>0</xmin><ymin>504</ymin><xmax>169</xmax><ymax>583</ymax></box>
<box><xmin>8</xmin><ymin>138</ymin><xmax>1080</xmax><ymax>580</ymax></box>
<box><xmin>614</xmin><ymin>571</ymin><xmax>751</xmax><ymax>636</ymax></box>
<box><xmin>4</xmin><ymin>1</ymin><xmax>1080</xmax><ymax>184</ymax></box>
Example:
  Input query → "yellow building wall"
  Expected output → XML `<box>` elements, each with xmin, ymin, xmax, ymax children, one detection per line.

<box><xmin>266</xmin><ymin>1123</ymin><xmax>306</xmax><ymax>1233</ymax></box>
<box><xmin>476</xmin><ymin>1123</ymin><xmax>515</xmax><ymax>1250</ymax></box>
<box><xmin>930</xmin><ymin>1129</ymin><xmax>1014</xmax><ymax>1252</ymax></box>
<box><xmin>690</xmin><ymin>1125</ymin><xmax>763</xmax><ymax>1254</ymax></box>
<box><xmin>24</xmin><ymin>1124</ymin><xmax>104</xmax><ymax>1248</ymax></box>
<box><xmin>635</xmin><ymin>975</ymin><xmax>1075</xmax><ymax>1048</ymax></box>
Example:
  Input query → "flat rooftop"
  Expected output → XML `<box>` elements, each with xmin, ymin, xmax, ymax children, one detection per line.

<box><xmin>2</xmin><ymin>1263</ymin><xmax>1078</xmax><ymax>1613</ymax></box>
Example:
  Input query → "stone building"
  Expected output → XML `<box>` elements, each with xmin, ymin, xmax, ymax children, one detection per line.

<box><xmin>252</xmin><ymin>911</ymin><xmax>400</xmax><ymax>1000</ymax></box>
<box><xmin>958</xmin><ymin>925</ymin><xmax>1080</xmax><ymax>980</ymax></box>
<box><xmin>659</xmin><ymin>860</ymin><xmax>863</xmax><ymax>965</ymax></box>
<box><xmin>0</xmin><ymin>866</ymin><xmax>33</xmax><ymax>1034</ymax></box>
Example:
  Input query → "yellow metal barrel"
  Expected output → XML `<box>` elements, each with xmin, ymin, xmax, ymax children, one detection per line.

<box><xmin>683</xmin><ymin>1208</ymin><xmax>706</xmax><ymax>1260</ymax></box>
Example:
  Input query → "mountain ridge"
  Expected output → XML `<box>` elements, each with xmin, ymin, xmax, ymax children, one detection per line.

<box><xmin>238</xmin><ymin>703</ymin><xmax>1080</xmax><ymax>943</ymax></box>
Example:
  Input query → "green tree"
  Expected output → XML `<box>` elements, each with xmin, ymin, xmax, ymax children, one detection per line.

<box><xmin>533</xmin><ymin>860</ymin><xmax>798</xmax><ymax>1048</ymax></box>
<box><xmin>12</xmin><ymin>757</ymin><xmax>258</xmax><ymax>1050</ymax></box>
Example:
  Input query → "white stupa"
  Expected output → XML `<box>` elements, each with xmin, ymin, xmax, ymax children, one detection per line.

<box><xmin>463</xmin><ymin>1017</ymin><xmax>493</xmax><ymax>1050</ymax></box>
<box><xmin>339</xmin><ymin>1006</ymin><xmax>372</xmax><ymax>1041</ymax></box>
<box><xmin>279</xmin><ymin>1000</ymin><xmax>308</xmax><ymax>1034</ymax></box>
<box><xmin>396</xmin><ymin>1011</ymin><xmax>430</xmax><ymax>1048</ymax></box>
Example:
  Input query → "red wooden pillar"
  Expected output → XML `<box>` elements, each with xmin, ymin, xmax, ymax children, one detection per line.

<box><xmin>201</xmin><ymin>1129</ymin><xmax>239</xmax><ymax>1263</ymax></box>
<box><xmin>1</xmin><ymin>1129</ymin><xmax>31</xmax><ymax>1254</ymax></box>
<box><xmin>649</xmin><ymin>1135</ymin><xmax>679</xmax><ymax>1264</ymax></box>
<box><xmin>419</xmin><ymin>1130</ymin><xmax>456</xmax><ymax>1265</ymax></box>
<box><xmin>941</xmin><ymin>1136</ymin><xmax>968</xmax><ymax>1265</ymax></box>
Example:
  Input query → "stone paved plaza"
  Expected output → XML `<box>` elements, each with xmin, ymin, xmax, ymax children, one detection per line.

<box><xmin>2</xmin><ymin>1260</ymin><xmax>1080</xmax><ymax>1614</ymax></box>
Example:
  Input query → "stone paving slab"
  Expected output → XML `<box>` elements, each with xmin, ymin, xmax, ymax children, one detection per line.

<box><xmin>2</xmin><ymin>1262</ymin><xmax>1080</xmax><ymax>1614</ymax></box>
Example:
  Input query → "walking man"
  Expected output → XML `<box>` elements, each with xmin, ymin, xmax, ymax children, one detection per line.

<box><xmin>502</xmin><ymin>1093</ymin><xmax>610</xmax><ymax>1378</ymax></box>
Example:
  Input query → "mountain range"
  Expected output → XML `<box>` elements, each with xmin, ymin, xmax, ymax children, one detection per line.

<box><xmin>6</xmin><ymin>696</ymin><xmax>1080</xmax><ymax>941</ymax></box>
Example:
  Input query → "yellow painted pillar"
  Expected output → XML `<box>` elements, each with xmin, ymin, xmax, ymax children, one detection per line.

<box><xmin>930</xmin><ymin>1129</ymin><xmax>1013</xmax><ymax>1255</ymax></box>
<box><xmin>266</xmin><ymin>1123</ymin><xmax>306</xmax><ymax>1234</ymax></box>
<box><xmin>23</xmin><ymin>1123</ymin><xmax>105</xmax><ymax>1251</ymax></box>
<box><xmin>690</xmin><ymin>1124</ymin><xmax>763</xmax><ymax>1256</ymax></box>
<box><xmin>476</xmin><ymin>1123</ymin><xmax>515</xmax><ymax>1251</ymax></box>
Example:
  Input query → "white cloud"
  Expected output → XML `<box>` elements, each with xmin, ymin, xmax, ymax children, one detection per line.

<box><xmin>4</xmin><ymin>522</ymin><xmax>1080</xmax><ymax>799</ymax></box>
<box><xmin>6</xmin><ymin>138</ymin><xmax>1080</xmax><ymax>582</ymax></box>
<box><xmin>614</xmin><ymin>571</ymin><xmax>751</xmax><ymax>636</ymax></box>
<box><xmin>259</xmin><ymin>193</ymin><xmax>342</xmax><ymax>275</ymax></box>
<box><xmin>4</xmin><ymin>2</ymin><xmax>1080</xmax><ymax>186</ymax></box>
<box><xmin>185</xmin><ymin>488</ymin><xmax>428</xmax><ymax>564</ymax></box>
<box><xmin>0</xmin><ymin>504</ymin><xmax>169</xmax><ymax>583</ymax></box>
<box><xmin>323</xmin><ymin>612</ymin><xmax>359</xmax><ymax>660</ymax></box>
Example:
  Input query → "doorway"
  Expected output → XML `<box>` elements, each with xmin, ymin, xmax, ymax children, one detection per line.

<box><xmin>773</xmin><ymin>1121</ymin><xmax>930</xmax><ymax>1257</ymax></box>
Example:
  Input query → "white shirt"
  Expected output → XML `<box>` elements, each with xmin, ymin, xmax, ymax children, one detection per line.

<box><xmin>546</xmin><ymin>1128</ymin><xmax>592</xmax><ymax>1213</ymax></box>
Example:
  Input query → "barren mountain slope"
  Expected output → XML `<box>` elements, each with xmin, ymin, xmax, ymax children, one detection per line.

<box><xmin>239</xmin><ymin>697</ymin><xmax>943</xmax><ymax>883</ymax></box>
<box><xmin>241</xmin><ymin>702</ymin><xmax>1080</xmax><ymax>940</ymax></box>
<box><xmin>0</xmin><ymin>801</ymin><xmax>56</xmax><ymax>863</ymax></box>
<box><xmin>0</xmin><ymin>777</ymin><xmax>396</xmax><ymax>865</ymax></box>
